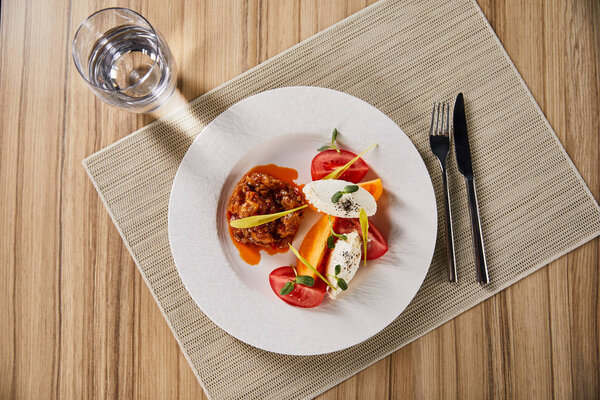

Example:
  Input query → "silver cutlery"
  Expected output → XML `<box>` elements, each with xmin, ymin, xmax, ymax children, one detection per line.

<box><xmin>453</xmin><ymin>93</ymin><xmax>489</xmax><ymax>284</ymax></box>
<box><xmin>429</xmin><ymin>102</ymin><xmax>457</xmax><ymax>282</ymax></box>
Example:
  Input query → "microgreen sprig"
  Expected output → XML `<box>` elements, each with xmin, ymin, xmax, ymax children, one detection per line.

<box><xmin>326</xmin><ymin>215</ymin><xmax>347</xmax><ymax>249</ymax></box>
<box><xmin>331</xmin><ymin>184</ymin><xmax>359</xmax><ymax>203</ymax></box>
<box><xmin>279</xmin><ymin>265</ymin><xmax>316</xmax><ymax>296</ymax></box>
<box><xmin>317</xmin><ymin>128</ymin><xmax>341</xmax><ymax>153</ymax></box>
<box><xmin>288</xmin><ymin>244</ymin><xmax>337</xmax><ymax>291</ymax></box>
<box><xmin>327</xmin><ymin>264</ymin><xmax>348</xmax><ymax>291</ymax></box>
<box><xmin>359</xmin><ymin>208</ymin><xmax>369</xmax><ymax>266</ymax></box>
<box><xmin>229</xmin><ymin>204</ymin><xmax>308</xmax><ymax>229</ymax></box>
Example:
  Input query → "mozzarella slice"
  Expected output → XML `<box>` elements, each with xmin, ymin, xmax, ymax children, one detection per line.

<box><xmin>325</xmin><ymin>231</ymin><xmax>362</xmax><ymax>298</ymax></box>
<box><xmin>302</xmin><ymin>179</ymin><xmax>377</xmax><ymax>218</ymax></box>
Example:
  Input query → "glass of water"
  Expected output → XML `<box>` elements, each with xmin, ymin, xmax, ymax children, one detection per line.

<box><xmin>72</xmin><ymin>8</ymin><xmax>177</xmax><ymax>113</ymax></box>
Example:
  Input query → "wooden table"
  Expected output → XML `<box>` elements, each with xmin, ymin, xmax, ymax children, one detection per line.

<box><xmin>1</xmin><ymin>0</ymin><xmax>598</xmax><ymax>398</ymax></box>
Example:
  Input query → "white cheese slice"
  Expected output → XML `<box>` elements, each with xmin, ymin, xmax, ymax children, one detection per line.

<box><xmin>325</xmin><ymin>231</ymin><xmax>362</xmax><ymax>298</ymax></box>
<box><xmin>302</xmin><ymin>179</ymin><xmax>376</xmax><ymax>218</ymax></box>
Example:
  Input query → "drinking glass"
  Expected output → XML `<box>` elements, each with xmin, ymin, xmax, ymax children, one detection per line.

<box><xmin>72</xmin><ymin>8</ymin><xmax>177</xmax><ymax>113</ymax></box>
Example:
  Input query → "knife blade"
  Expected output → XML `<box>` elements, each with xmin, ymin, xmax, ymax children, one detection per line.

<box><xmin>453</xmin><ymin>93</ymin><xmax>489</xmax><ymax>284</ymax></box>
<box><xmin>453</xmin><ymin>93</ymin><xmax>473</xmax><ymax>177</ymax></box>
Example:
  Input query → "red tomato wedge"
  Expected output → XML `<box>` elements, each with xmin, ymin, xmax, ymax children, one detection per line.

<box><xmin>311</xmin><ymin>149</ymin><xmax>369</xmax><ymax>183</ymax></box>
<box><xmin>333</xmin><ymin>218</ymin><xmax>389</xmax><ymax>260</ymax></box>
<box><xmin>268</xmin><ymin>266</ymin><xmax>327</xmax><ymax>308</ymax></box>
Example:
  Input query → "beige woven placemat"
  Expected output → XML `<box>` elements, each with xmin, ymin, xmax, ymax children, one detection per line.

<box><xmin>84</xmin><ymin>0</ymin><xmax>600</xmax><ymax>398</ymax></box>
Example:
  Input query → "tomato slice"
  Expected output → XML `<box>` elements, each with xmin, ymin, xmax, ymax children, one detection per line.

<box><xmin>333</xmin><ymin>218</ymin><xmax>389</xmax><ymax>260</ymax></box>
<box><xmin>268</xmin><ymin>266</ymin><xmax>327</xmax><ymax>308</ymax></box>
<box><xmin>311</xmin><ymin>149</ymin><xmax>369</xmax><ymax>183</ymax></box>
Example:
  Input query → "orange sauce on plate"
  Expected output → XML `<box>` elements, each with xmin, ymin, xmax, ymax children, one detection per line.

<box><xmin>228</xmin><ymin>226</ymin><xmax>289</xmax><ymax>265</ymax></box>
<box><xmin>228</xmin><ymin>163</ymin><xmax>302</xmax><ymax>265</ymax></box>
<box><xmin>246</xmin><ymin>163</ymin><xmax>299</xmax><ymax>184</ymax></box>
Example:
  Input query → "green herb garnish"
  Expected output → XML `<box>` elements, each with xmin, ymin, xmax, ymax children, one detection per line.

<box><xmin>289</xmin><ymin>244</ymin><xmax>337</xmax><ymax>291</ymax></box>
<box><xmin>359</xmin><ymin>208</ymin><xmax>369</xmax><ymax>266</ymax></box>
<box><xmin>229</xmin><ymin>204</ymin><xmax>308</xmax><ymax>229</ymax></box>
<box><xmin>331</xmin><ymin>185</ymin><xmax>359</xmax><ymax>203</ymax></box>
<box><xmin>278</xmin><ymin>264</ymin><xmax>316</xmax><ymax>296</ymax></box>
<box><xmin>327</xmin><ymin>264</ymin><xmax>348</xmax><ymax>291</ymax></box>
<box><xmin>317</xmin><ymin>128</ymin><xmax>341</xmax><ymax>153</ymax></box>
<box><xmin>295</xmin><ymin>275</ymin><xmax>315</xmax><ymax>286</ymax></box>
<box><xmin>327</xmin><ymin>235</ymin><xmax>336</xmax><ymax>249</ymax></box>
<box><xmin>279</xmin><ymin>281</ymin><xmax>295</xmax><ymax>295</ymax></box>
<box><xmin>321</xmin><ymin>143</ymin><xmax>377</xmax><ymax>180</ymax></box>
<box><xmin>326</xmin><ymin>215</ymin><xmax>347</xmax><ymax>249</ymax></box>
<box><xmin>331</xmin><ymin>192</ymin><xmax>343</xmax><ymax>203</ymax></box>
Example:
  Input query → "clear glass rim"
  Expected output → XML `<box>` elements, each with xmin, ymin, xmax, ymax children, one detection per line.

<box><xmin>72</xmin><ymin>7</ymin><xmax>163</xmax><ymax>94</ymax></box>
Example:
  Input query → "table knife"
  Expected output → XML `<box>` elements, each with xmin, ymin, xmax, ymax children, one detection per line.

<box><xmin>453</xmin><ymin>93</ymin><xmax>489</xmax><ymax>284</ymax></box>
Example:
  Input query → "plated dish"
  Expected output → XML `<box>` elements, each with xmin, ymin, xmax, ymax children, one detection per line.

<box><xmin>168</xmin><ymin>87</ymin><xmax>437</xmax><ymax>355</ymax></box>
<box><xmin>226</xmin><ymin>132</ymin><xmax>388</xmax><ymax>308</ymax></box>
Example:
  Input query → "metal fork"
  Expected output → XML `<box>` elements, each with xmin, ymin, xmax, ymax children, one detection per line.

<box><xmin>429</xmin><ymin>102</ymin><xmax>457</xmax><ymax>282</ymax></box>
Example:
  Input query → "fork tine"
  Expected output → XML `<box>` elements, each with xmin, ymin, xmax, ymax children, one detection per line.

<box><xmin>440</xmin><ymin>103</ymin><xmax>446</xmax><ymax>135</ymax></box>
<box><xmin>430</xmin><ymin>101</ymin><xmax>452</xmax><ymax>137</ymax></box>
<box><xmin>435</xmin><ymin>102</ymin><xmax>441</xmax><ymax>135</ymax></box>
<box><xmin>429</xmin><ymin>103</ymin><xmax>436</xmax><ymax>135</ymax></box>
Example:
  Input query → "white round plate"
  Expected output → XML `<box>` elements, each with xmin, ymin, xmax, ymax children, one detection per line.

<box><xmin>168</xmin><ymin>87</ymin><xmax>437</xmax><ymax>355</ymax></box>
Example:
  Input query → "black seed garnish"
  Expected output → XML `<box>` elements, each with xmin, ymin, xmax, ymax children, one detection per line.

<box><xmin>336</xmin><ymin>197</ymin><xmax>359</xmax><ymax>215</ymax></box>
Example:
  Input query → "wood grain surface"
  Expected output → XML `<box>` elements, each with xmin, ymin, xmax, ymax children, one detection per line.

<box><xmin>1</xmin><ymin>0</ymin><xmax>598</xmax><ymax>399</ymax></box>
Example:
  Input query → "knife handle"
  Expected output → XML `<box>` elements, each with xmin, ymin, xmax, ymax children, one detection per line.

<box><xmin>465</xmin><ymin>177</ymin><xmax>489</xmax><ymax>284</ymax></box>
<box><xmin>441</xmin><ymin>168</ymin><xmax>457</xmax><ymax>282</ymax></box>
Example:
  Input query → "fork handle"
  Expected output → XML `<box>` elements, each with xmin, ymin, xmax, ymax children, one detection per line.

<box><xmin>441</xmin><ymin>168</ymin><xmax>457</xmax><ymax>282</ymax></box>
<box><xmin>465</xmin><ymin>177</ymin><xmax>489</xmax><ymax>284</ymax></box>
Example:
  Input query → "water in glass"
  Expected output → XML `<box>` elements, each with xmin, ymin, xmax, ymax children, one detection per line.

<box><xmin>73</xmin><ymin>8</ymin><xmax>177</xmax><ymax>113</ymax></box>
